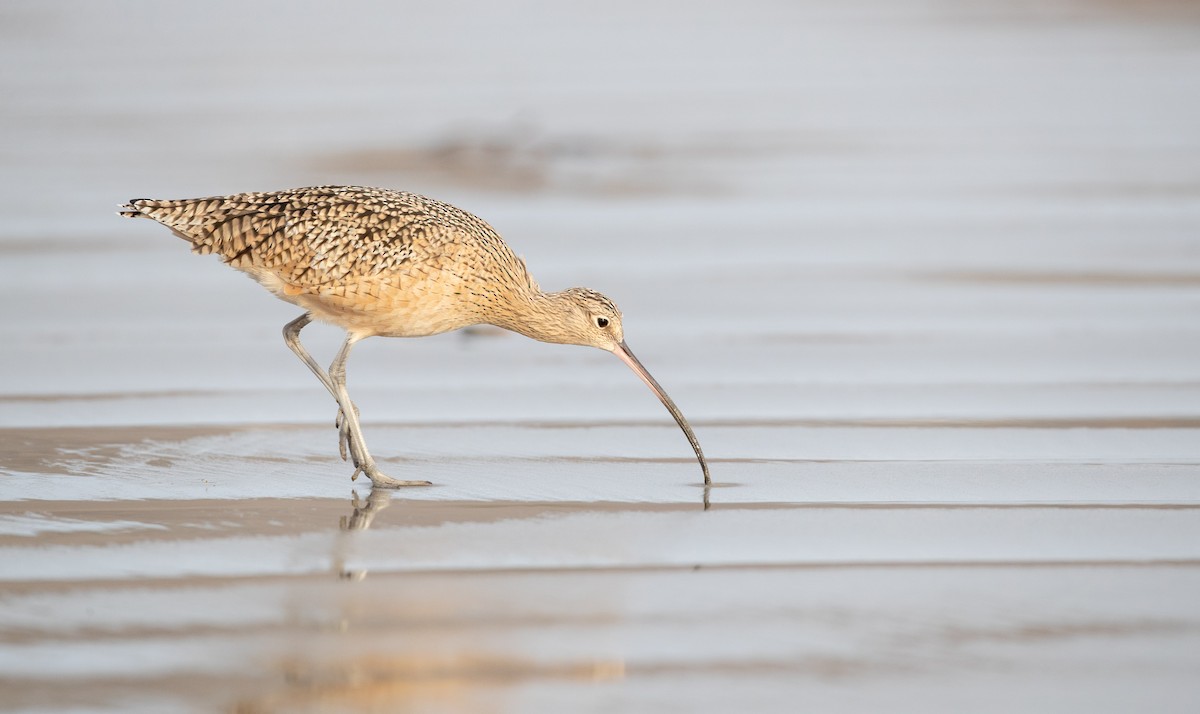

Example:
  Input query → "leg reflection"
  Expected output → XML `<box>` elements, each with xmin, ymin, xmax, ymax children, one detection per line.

<box><xmin>334</xmin><ymin>490</ymin><xmax>394</xmax><ymax>581</ymax></box>
<box><xmin>340</xmin><ymin>489</ymin><xmax>393</xmax><ymax>531</ymax></box>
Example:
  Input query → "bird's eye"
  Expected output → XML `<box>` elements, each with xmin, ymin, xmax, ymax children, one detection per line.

<box><xmin>595</xmin><ymin>316</ymin><xmax>610</xmax><ymax>329</ymax></box>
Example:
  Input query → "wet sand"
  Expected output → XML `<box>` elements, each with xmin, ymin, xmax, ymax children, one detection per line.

<box><xmin>3</xmin><ymin>0</ymin><xmax>1200</xmax><ymax>712</ymax></box>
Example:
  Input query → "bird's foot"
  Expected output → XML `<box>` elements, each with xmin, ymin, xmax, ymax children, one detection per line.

<box><xmin>339</xmin><ymin>431</ymin><xmax>389</xmax><ymax>484</ymax></box>
<box><xmin>358</xmin><ymin>462</ymin><xmax>432</xmax><ymax>489</ymax></box>
<box><xmin>338</xmin><ymin>420</ymin><xmax>352</xmax><ymax>461</ymax></box>
<box><xmin>332</xmin><ymin>403</ymin><xmax>428</xmax><ymax>487</ymax></box>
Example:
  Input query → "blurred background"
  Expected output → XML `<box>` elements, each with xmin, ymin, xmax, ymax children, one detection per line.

<box><xmin>1</xmin><ymin>0</ymin><xmax>1198</xmax><ymax>430</ymax></box>
<box><xmin>2</xmin><ymin>1</ymin><xmax>1200</xmax><ymax>712</ymax></box>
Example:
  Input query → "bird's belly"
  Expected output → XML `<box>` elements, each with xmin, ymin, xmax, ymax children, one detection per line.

<box><xmin>243</xmin><ymin>267</ymin><xmax>478</xmax><ymax>338</ymax></box>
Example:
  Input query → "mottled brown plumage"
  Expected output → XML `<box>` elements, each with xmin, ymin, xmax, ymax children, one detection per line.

<box><xmin>121</xmin><ymin>185</ymin><xmax>709</xmax><ymax>489</ymax></box>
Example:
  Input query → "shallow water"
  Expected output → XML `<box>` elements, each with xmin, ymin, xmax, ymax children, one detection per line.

<box><xmin>2</xmin><ymin>0</ymin><xmax>1200</xmax><ymax>712</ymax></box>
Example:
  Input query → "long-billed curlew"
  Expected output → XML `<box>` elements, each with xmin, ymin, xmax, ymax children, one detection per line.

<box><xmin>120</xmin><ymin>185</ymin><xmax>709</xmax><ymax>488</ymax></box>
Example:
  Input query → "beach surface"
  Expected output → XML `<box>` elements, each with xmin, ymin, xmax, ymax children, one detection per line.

<box><xmin>2</xmin><ymin>1</ymin><xmax>1199</xmax><ymax>711</ymax></box>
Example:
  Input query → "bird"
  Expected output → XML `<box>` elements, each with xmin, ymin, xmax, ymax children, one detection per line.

<box><xmin>119</xmin><ymin>185</ymin><xmax>710</xmax><ymax>489</ymax></box>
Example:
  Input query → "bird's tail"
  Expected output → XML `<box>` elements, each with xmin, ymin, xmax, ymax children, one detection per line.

<box><xmin>118</xmin><ymin>200</ymin><xmax>147</xmax><ymax>218</ymax></box>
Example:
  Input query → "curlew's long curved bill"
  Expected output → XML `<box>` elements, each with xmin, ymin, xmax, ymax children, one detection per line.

<box><xmin>611</xmin><ymin>341</ymin><xmax>711</xmax><ymax>486</ymax></box>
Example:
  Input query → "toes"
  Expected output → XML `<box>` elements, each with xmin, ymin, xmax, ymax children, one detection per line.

<box><xmin>370</xmin><ymin>476</ymin><xmax>433</xmax><ymax>489</ymax></box>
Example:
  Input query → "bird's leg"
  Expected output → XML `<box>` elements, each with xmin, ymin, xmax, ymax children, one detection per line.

<box><xmin>283</xmin><ymin>314</ymin><xmax>362</xmax><ymax>465</ymax></box>
<box><xmin>326</xmin><ymin>336</ymin><xmax>377</xmax><ymax>474</ymax></box>
<box><xmin>285</xmin><ymin>315</ymin><xmax>426</xmax><ymax>486</ymax></box>
<box><xmin>284</xmin><ymin>313</ymin><xmax>334</xmax><ymax>393</ymax></box>
<box><xmin>328</xmin><ymin>333</ymin><xmax>431</xmax><ymax>488</ymax></box>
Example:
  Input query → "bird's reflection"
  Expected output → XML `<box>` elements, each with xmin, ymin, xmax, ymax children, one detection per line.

<box><xmin>332</xmin><ymin>481</ymin><xmax>710</xmax><ymax>580</ymax></box>
<box><xmin>333</xmin><ymin>489</ymin><xmax>394</xmax><ymax>581</ymax></box>
<box><xmin>339</xmin><ymin>489</ymin><xmax>393</xmax><ymax>531</ymax></box>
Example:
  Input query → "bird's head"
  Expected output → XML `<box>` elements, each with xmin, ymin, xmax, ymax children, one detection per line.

<box><xmin>528</xmin><ymin>287</ymin><xmax>625</xmax><ymax>350</ymax></box>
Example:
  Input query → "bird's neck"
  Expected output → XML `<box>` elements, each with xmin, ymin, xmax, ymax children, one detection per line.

<box><xmin>490</xmin><ymin>290</ymin><xmax>577</xmax><ymax>345</ymax></box>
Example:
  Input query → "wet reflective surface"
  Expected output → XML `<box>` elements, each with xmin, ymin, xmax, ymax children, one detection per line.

<box><xmin>2</xmin><ymin>437</ymin><xmax>1199</xmax><ymax>712</ymax></box>
<box><xmin>3</xmin><ymin>504</ymin><xmax>1200</xmax><ymax>713</ymax></box>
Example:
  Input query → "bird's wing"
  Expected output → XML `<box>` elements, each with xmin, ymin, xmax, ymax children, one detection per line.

<box><xmin>126</xmin><ymin>186</ymin><xmax>466</xmax><ymax>287</ymax></box>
